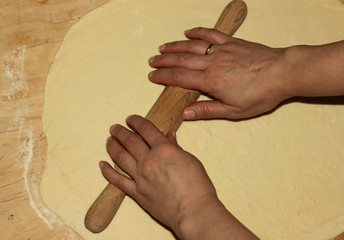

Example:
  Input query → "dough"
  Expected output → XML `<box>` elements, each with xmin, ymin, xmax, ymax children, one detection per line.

<box><xmin>41</xmin><ymin>0</ymin><xmax>344</xmax><ymax>239</ymax></box>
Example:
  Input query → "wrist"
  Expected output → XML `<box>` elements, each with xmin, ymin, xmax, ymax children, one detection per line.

<box><xmin>281</xmin><ymin>43</ymin><xmax>344</xmax><ymax>98</ymax></box>
<box><xmin>278</xmin><ymin>45</ymin><xmax>308</xmax><ymax>98</ymax></box>
<box><xmin>174</xmin><ymin>196</ymin><xmax>258</xmax><ymax>240</ymax></box>
<box><xmin>174</xmin><ymin>196</ymin><xmax>221</xmax><ymax>240</ymax></box>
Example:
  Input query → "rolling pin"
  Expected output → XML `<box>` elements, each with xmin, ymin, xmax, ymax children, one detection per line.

<box><xmin>85</xmin><ymin>0</ymin><xmax>247</xmax><ymax>233</ymax></box>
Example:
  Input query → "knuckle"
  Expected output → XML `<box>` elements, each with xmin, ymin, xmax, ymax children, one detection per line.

<box><xmin>190</xmin><ymin>40</ymin><xmax>202</xmax><ymax>51</ymax></box>
<box><xmin>116</xmin><ymin>149</ymin><xmax>128</xmax><ymax>164</ymax></box>
<box><xmin>212</xmin><ymin>52</ymin><xmax>230</xmax><ymax>63</ymax></box>
<box><xmin>222</xmin><ymin>42</ymin><xmax>239</xmax><ymax>51</ymax></box>
<box><xmin>115</xmin><ymin>176</ymin><xmax>125</xmax><ymax>190</ymax></box>
<box><xmin>200</xmin><ymin>104</ymin><xmax>213</xmax><ymax>118</ymax></box>
<box><xmin>172</xmin><ymin>68</ymin><xmax>184</xmax><ymax>82</ymax></box>
<box><xmin>176</xmin><ymin>54</ymin><xmax>189</xmax><ymax>64</ymax></box>
<box><xmin>137</xmin><ymin>120</ymin><xmax>151</xmax><ymax>134</ymax></box>
<box><xmin>155</xmin><ymin>142</ymin><xmax>175</xmax><ymax>158</ymax></box>
<box><xmin>190</xmin><ymin>40</ymin><xmax>198</xmax><ymax>49</ymax></box>
<box><xmin>139</xmin><ymin>159</ymin><xmax>157</xmax><ymax>182</ymax></box>
<box><xmin>135</xmin><ymin>183</ymin><xmax>147</xmax><ymax>196</ymax></box>
<box><xmin>123</xmin><ymin>134</ymin><xmax>136</xmax><ymax>147</ymax></box>
<box><xmin>142</xmin><ymin>143</ymin><xmax>173</xmax><ymax>169</ymax></box>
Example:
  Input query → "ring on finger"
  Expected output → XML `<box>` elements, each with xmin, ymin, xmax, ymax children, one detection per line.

<box><xmin>204</xmin><ymin>44</ymin><xmax>213</xmax><ymax>55</ymax></box>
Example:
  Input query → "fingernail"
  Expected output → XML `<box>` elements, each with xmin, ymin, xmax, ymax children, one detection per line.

<box><xmin>159</xmin><ymin>44</ymin><xmax>166</xmax><ymax>52</ymax></box>
<box><xmin>110</xmin><ymin>124</ymin><xmax>116</xmax><ymax>133</ymax></box>
<box><xmin>183</xmin><ymin>110</ymin><xmax>196</xmax><ymax>120</ymax></box>
<box><xmin>149</xmin><ymin>56</ymin><xmax>155</xmax><ymax>64</ymax></box>
<box><xmin>148</xmin><ymin>71</ymin><xmax>154</xmax><ymax>79</ymax></box>
<box><xmin>184</xmin><ymin>29</ymin><xmax>190</xmax><ymax>35</ymax></box>
<box><xmin>126</xmin><ymin>115</ymin><xmax>134</xmax><ymax>122</ymax></box>
<box><xmin>99</xmin><ymin>161</ymin><xmax>104</xmax><ymax>169</ymax></box>
<box><xmin>106</xmin><ymin>136</ymin><xmax>112</xmax><ymax>144</ymax></box>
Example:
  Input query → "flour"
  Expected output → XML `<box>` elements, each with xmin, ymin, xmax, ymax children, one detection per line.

<box><xmin>3</xmin><ymin>45</ymin><xmax>28</xmax><ymax>100</ymax></box>
<box><xmin>18</xmin><ymin>126</ymin><xmax>53</xmax><ymax>230</ymax></box>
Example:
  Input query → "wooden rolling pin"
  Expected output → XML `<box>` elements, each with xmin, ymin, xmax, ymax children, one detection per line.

<box><xmin>84</xmin><ymin>0</ymin><xmax>247</xmax><ymax>233</ymax></box>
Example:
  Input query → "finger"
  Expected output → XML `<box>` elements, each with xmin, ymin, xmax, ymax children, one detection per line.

<box><xmin>148</xmin><ymin>68</ymin><xmax>208</xmax><ymax>93</ymax></box>
<box><xmin>99</xmin><ymin>161</ymin><xmax>136</xmax><ymax>197</ymax></box>
<box><xmin>149</xmin><ymin>53</ymin><xmax>208</xmax><ymax>70</ymax></box>
<box><xmin>106</xmin><ymin>136</ymin><xmax>137</xmax><ymax>177</ymax></box>
<box><xmin>109</xmin><ymin>124</ymin><xmax>149</xmax><ymax>160</ymax></box>
<box><xmin>126</xmin><ymin>115</ymin><xmax>168</xmax><ymax>148</ymax></box>
<box><xmin>159</xmin><ymin>39</ymin><xmax>210</xmax><ymax>55</ymax></box>
<box><xmin>166</xmin><ymin>131</ymin><xmax>178</xmax><ymax>145</ymax></box>
<box><xmin>183</xmin><ymin>100</ymin><xmax>232</xmax><ymax>120</ymax></box>
<box><xmin>184</xmin><ymin>27</ymin><xmax>233</xmax><ymax>45</ymax></box>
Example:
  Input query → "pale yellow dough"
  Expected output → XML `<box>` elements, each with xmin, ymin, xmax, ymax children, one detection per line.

<box><xmin>41</xmin><ymin>0</ymin><xmax>344</xmax><ymax>239</ymax></box>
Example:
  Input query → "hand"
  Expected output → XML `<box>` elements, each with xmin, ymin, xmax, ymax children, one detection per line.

<box><xmin>148</xmin><ymin>27</ymin><xmax>291</xmax><ymax>120</ymax></box>
<box><xmin>100</xmin><ymin>115</ymin><xmax>218</xmax><ymax>235</ymax></box>
<box><xmin>101</xmin><ymin>115</ymin><xmax>258</xmax><ymax>240</ymax></box>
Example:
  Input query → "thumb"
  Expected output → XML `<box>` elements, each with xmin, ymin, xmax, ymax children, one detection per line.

<box><xmin>183</xmin><ymin>100</ymin><xmax>230</xmax><ymax>120</ymax></box>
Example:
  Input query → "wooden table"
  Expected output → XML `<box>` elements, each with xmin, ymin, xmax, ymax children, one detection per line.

<box><xmin>0</xmin><ymin>1</ymin><xmax>107</xmax><ymax>239</ymax></box>
<box><xmin>1</xmin><ymin>1</ymin><xmax>344</xmax><ymax>239</ymax></box>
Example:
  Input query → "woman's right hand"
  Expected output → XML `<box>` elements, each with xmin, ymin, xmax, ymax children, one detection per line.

<box><xmin>148</xmin><ymin>27</ymin><xmax>291</xmax><ymax>120</ymax></box>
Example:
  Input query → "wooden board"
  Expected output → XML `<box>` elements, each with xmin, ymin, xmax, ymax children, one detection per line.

<box><xmin>0</xmin><ymin>0</ymin><xmax>343</xmax><ymax>240</ymax></box>
<box><xmin>0</xmin><ymin>1</ymin><xmax>108</xmax><ymax>239</ymax></box>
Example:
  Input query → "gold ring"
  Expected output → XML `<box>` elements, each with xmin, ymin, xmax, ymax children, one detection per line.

<box><xmin>205</xmin><ymin>44</ymin><xmax>213</xmax><ymax>55</ymax></box>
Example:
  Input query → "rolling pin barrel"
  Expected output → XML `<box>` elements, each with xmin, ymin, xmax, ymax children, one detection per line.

<box><xmin>84</xmin><ymin>0</ymin><xmax>247</xmax><ymax>233</ymax></box>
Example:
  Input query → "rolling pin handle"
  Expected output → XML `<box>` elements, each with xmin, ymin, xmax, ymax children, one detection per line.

<box><xmin>85</xmin><ymin>183</ymin><xmax>125</xmax><ymax>233</ymax></box>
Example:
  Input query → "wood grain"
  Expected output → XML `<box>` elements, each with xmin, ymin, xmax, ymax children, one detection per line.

<box><xmin>0</xmin><ymin>0</ymin><xmax>108</xmax><ymax>239</ymax></box>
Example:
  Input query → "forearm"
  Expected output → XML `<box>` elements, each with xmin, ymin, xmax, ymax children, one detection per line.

<box><xmin>284</xmin><ymin>40</ymin><xmax>344</xmax><ymax>97</ymax></box>
<box><xmin>175</xmin><ymin>197</ymin><xmax>259</xmax><ymax>240</ymax></box>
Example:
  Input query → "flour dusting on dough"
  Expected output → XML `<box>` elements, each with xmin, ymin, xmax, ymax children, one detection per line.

<box><xmin>134</xmin><ymin>27</ymin><xmax>144</xmax><ymax>34</ymax></box>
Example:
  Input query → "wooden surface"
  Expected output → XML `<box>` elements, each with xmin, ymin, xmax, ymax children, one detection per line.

<box><xmin>1</xmin><ymin>0</ymin><xmax>344</xmax><ymax>240</ymax></box>
<box><xmin>0</xmin><ymin>1</ymin><xmax>108</xmax><ymax>239</ymax></box>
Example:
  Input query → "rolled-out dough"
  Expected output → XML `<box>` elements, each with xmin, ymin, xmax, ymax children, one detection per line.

<box><xmin>41</xmin><ymin>0</ymin><xmax>344</xmax><ymax>239</ymax></box>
